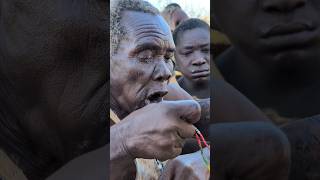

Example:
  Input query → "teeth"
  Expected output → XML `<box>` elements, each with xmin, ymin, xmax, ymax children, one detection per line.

<box><xmin>145</xmin><ymin>99</ymin><xmax>151</xmax><ymax>105</ymax></box>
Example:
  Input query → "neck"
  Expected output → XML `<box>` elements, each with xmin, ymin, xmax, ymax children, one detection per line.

<box><xmin>0</xmin><ymin>79</ymin><xmax>61</xmax><ymax>180</ymax></box>
<box><xmin>233</xmin><ymin>48</ymin><xmax>320</xmax><ymax>92</ymax></box>
<box><xmin>110</xmin><ymin>95</ymin><xmax>128</xmax><ymax>119</ymax></box>
<box><xmin>181</xmin><ymin>77</ymin><xmax>209</xmax><ymax>91</ymax></box>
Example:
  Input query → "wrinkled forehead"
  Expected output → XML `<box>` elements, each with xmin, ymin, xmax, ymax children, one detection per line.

<box><xmin>121</xmin><ymin>10</ymin><xmax>174</xmax><ymax>45</ymax></box>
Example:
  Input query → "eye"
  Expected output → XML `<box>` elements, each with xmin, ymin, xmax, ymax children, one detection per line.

<box><xmin>139</xmin><ymin>56</ymin><xmax>153</xmax><ymax>63</ymax></box>
<box><xmin>137</xmin><ymin>50</ymin><xmax>153</xmax><ymax>63</ymax></box>
<box><xmin>202</xmin><ymin>48</ymin><xmax>209</xmax><ymax>53</ymax></box>
<box><xmin>183</xmin><ymin>51</ymin><xmax>193</xmax><ymax>56</ymax></box>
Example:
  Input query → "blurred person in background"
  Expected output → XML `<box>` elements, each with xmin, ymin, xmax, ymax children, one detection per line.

<box><xmin>161</xmin><ymin>3</ymin><xmax>189</xmax><ymax>32</ymax></box>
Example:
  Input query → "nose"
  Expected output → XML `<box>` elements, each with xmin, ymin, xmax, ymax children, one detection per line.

<box><xmin>153</xmin><ymin>60</ymin><xmax>172</xmax><ymax>82</ymax></box>
<box><xmin>261</xmin><ymin>0</ymin><xmax>306</xmax><ymax>13</ymax></box>
<box><xmin>192</xmin><ymin>58</ymin><xmax>206</xmax><ymax>66</ymax></box>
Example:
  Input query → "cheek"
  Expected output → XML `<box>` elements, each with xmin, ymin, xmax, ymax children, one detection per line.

<box><xmin>204</xmin><ymin>53</ymin><xmax>210</xmax><ymax>62</ymax></box>
<box><xmin>184</xmin><ymin>58</ymin><xmax>193</xmax><ymax>67</ymax></box>
<box><xmin>178</xmin><ymin>59</ymin><xmax>192</xmax><ymax>73</ymax></box>
<box><xmin>128</xmin><ymin>68</ymin><xmax>146</xmax><ymax>83</ymax></box>
<box><xmin>122</xmin><ymin>64</ymin><xmax>153</xmax><ymax>95</ymax></box>
<box><xmin>177</xmin><ymin>57</ymin><xmax>188</xmax><ymax>71</ymax></box>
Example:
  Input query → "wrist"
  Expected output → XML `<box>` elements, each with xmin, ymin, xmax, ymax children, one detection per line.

<box><xmin>110</xmin><ymin>124</ymin><xmax>136</xmax><ymax>179</ymax></box>
<box><xmin>110</xmin><ymin>124</ymin><xmax>135</xmax><ymax>162</ymax></box>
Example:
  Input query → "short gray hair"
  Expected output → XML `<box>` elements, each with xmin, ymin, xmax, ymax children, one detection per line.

<box><xmin>110</xmin><ymin>0</ymin><xmax>159</xmax><ymax>56</ymax></box>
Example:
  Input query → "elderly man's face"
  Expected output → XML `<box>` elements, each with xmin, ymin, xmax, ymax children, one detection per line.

<box><xmin>175</xmin><ymin>27</ymin><xmax>210</xmax><ymax>84</ymax></box>
<box><xmin>0</xmin><ymin>0</ymin><xmax>107</xmax><ymax>156</ymax></box>
<box><xmin>213</xmin><ymin>0</ymin><xmax>320</xmax><ymax>67</ymax></box>
<box><xmin>111</xmin><ymin>11</ymin><xmax>174</xmax><ymax>113</ymax></box>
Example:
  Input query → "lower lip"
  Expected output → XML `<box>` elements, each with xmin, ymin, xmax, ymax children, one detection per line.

<box><xmin>144</xmin><ymin>97</ymin><xmax>163</xmax><ymax>105</ymax></box>
<box><xmin>259</xmin><ymin>29</ymin><xmax>320</xmax><ymax>51</ymax></box>
<box><xmin>191</xmin><ymin>71</ymin><xmax>210</xmax><ymax>79</ymax></box>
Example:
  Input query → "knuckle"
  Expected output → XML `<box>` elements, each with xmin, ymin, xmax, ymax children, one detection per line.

<box><xmin>158</xmin><ymin>139</ymin><xmax>171</xmax><ymax>148</ymax></box>
<box><xmin>191</xmin><ymin>101</ymin><xmax>201</xmax><ymax>117</ymax></box>
<box><xmin>182</xmin><ymin>165</ymin><xmax>193</xmax><ymax>173</ymax></box>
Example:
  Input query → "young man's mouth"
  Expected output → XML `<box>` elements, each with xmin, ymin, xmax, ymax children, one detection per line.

<box><xmin>259</xmin><ymin>22</ymin><xmax>319</xmax><ymax>50</ymax></box>
<box><xmin>191</xmin><ymin>69</ymin><xmax>210</xmax><ymax>79</ymax></box>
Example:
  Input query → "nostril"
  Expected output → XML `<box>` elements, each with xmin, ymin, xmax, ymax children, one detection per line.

<box><xmin>155</xmin><ymin>73</ymin><xmax>171</xmax><ymax>82</ymax></box>
<box><xmin>262</xmin><ymin>0</ymin><xmax>306</xmax><ymax>13</ymax></box>
<box><xmin>193</xmin><ymin>60</ymin><xmax>206</xmax><ymax>66</ymax></box>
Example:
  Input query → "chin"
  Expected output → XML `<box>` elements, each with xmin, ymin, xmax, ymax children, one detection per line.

<box><xmin>252</xmin><ymin>44</ymin><xmax>319</xmax><ymax>69</ymax></box>
<box><xmin>192</xmin><ymin>77</ymin><xmax>209</xmax><ymax>85</ymax></box>
<box><xmin>270</xmin><ymin>48</ymin><xmax>318</xmax><ymax>67</ymax></box>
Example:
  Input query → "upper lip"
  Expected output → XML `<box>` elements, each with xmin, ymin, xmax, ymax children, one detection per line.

<box><xmin>192</xmin><ymin>69</ymin><xmax>209</xmax><ymax>73</ymax></box>
<box><xmin>146</xmin><ymin>90</ymin><xmax>168</xmax><ymax>103</ymax></box>
<box><xmin>261</xmin><ymin>22</ymin><xmax>315</xmax><ymax>38</ymax></box>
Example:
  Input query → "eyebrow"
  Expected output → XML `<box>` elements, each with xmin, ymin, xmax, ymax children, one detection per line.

<box><xmin>133</xmin><ymin>43</ymin><xmax>175</xmax><ymax>54</ymax></box>
<box><xmin>183</xmin><ymin>43</ymin><xmax>209</xmax><ymax>50</ymax></box>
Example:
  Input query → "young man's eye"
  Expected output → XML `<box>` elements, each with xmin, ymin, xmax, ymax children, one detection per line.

<box><xmin>183</xmin><ymin>51</ymin><xmax>192</xmax><ymax>56</ymax></box>
<box><xmin>202</xmin><ymin>48</ymin><xmax>210</xmax><ymax>53</ymax></box>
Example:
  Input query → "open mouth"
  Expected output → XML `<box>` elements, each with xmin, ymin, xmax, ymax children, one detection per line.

<box><xmin>145</xmin><ymin>91</ymin><xmax>168</xmax><ymax>105</ymax></box>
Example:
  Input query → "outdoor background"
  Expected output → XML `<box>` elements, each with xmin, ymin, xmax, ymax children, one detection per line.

<box><xmin>146</xmin><ymin>0</ymin><xmax>210</xmax><ymax>23</ymax></box>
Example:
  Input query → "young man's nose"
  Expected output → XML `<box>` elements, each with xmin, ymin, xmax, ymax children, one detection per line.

<box><xmin>192</xmin><ymin>58</ymin><xmax>206</xmax><ymax>66</ymax></box>
<box><xmin>153</xmin><ymin>60</ymin><xmax>172</xmax><ymax>82</ymax></box>
<box><xmin>261</xmin><ymin>0</ymin><xmax>306</xmax><ymax>13</ymax></box>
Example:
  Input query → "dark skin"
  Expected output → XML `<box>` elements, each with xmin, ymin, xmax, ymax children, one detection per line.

<box><xmin>110</xmin><ymin>10</ymin><xmax>175</xmax><ymax>118</ymax></box>
<box><xmin>0</xmin><ymin>1</ymin><xmax>292</xmax><ymax>179</ymax></box>
<box><xmin>46</xmin><ymin>77</ymin><xmax>301</xmax><ymax>180</ymax></box>
<box><xmin>175</xmin><ymin>27</ymin><xmax>210</xmax><ymax>99</ymax></box>
<box><xmin>213</xmin><ymin>0</ymin><xmax>320</xmax><ymax>178</ymax></box>
<box><xmin>0</xmin><ymin>0</ymin><xmax>107</xmax><ymax>179</ymax></box>
<box><xmin>109</xmin><ymin>11</ymin><xmax>207</xmax><ymax>180</ymax></box>
<box><xmin>45</xmin><ymin>75</ymin><xmax>297</xmax><ymax>180</ymax></box>
<box><xmin>214</xmin><ymin>0</ymin><xmax>320</xmax><ymax>119</ymax></box>
<box><xmin>109</xmin><ymin>10</ymin><xmax>289</xmax><ymax>180</ymax></box>
<box><xmin>166</xmin><ymin>77</ymin><xmax>291</xmax><ymax>180</ymax></box>
<box><xmin>211</xmin><ymin>79</ymin><xmax>291</xmax><ymax>180</ymax></box>
<box><xmin>0</xmin><ymin>3</ymin><xmax>205</xmax><ymax>178</ymax></box>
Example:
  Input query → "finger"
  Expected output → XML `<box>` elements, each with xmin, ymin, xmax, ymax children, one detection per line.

<box><xmin>166</xmin><ymin>100</ymin><xmax>201</xmax><ymax>124</ymax></box>
<box><xmin>176</xmin><ymin>123</ymin><xmax>197</xmax><ymax>139</ymax></box>
<box><xmin>156</xmin><ymin>146</ymin><xmax>182</xmax><ymax>161</ymax></box>
<box><xmin>172</xmin><ymin>133</ymin><xmax>184</xmax><ymax>148</ymax></box>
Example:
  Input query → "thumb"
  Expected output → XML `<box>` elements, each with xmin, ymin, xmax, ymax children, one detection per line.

<box><xmin>166</xmin><ymin>100</ymin><xmax>201</xmax><ymax>124</ymax></box>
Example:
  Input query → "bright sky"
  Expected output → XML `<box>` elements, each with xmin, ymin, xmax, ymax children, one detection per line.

<box><xmin>146</xmin><ymin>0</ymin><xmax>210</xmax><ymax>18</ymax></box>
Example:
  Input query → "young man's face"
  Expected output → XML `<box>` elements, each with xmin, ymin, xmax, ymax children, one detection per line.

<box><xmin>110</xmin><ymin>11</ymin><xmax>175</xmax><ymax>113</ymax></box>
<box><xmin>175</xmin><ymin>28</ymin><xmax>210</xmax><ymax>84</ymax></box>
<box><xmin>213</xmin><ymin>0</ymin><xmax>320</xmax><ymax>67</ymax></box>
